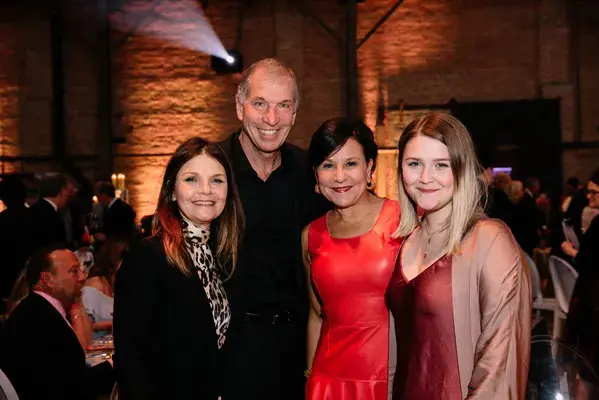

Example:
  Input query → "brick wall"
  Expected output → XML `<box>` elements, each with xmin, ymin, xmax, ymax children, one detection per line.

<box><xmin>0</xmin><ymin>4</ymin><xmax>55</xmax><ymax>175</ymax></box>
<box><xmin>0</xmin><ymin>15</ymin><xmax>20</xmax><ymax>174</ymax></box>
<box><xmin>1</xmin><ymin>0</ymin><xmax>598</xmax><ymax>220</ymax></box>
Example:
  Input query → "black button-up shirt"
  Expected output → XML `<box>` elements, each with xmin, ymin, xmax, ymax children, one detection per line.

<box><xmin>220</xmin><ymin>132</ymin><xmax>330</xmax><ymax>317</ymax></box>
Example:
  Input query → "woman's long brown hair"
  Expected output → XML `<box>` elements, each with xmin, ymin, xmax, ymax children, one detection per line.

<box><xmin>153</xmin><ymin>137</ymin><xmax>244</xmax><ymax>278</ymax></box>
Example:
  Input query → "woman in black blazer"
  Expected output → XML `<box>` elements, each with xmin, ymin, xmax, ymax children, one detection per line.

<box><xmin>113</xmin><ymin>137</ymin><xmax>245</xmax><ymax>399</ymax></box>
<box><xmin>562</xmin><ymin>168</ymin><xmax>599</xmax><ymax>394</ymax></box>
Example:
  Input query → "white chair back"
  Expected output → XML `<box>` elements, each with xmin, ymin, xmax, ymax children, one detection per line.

<box><xmin>110</xmin><ymin>383</ymin><xmax>119</xmax><ymax>400</ymax></box>
<box><xmin>524</xmin><ymin>252</ymin><xmax>543</xmax><ymax>301</ymax></box>
<box><xmin>0</xmin><ymin>368</ymin><xmax>18</xmax><ymax>400</ymax></box>
<box><xmin>548</xmin><ymin>256</ymin><xmax>578</xmax><ymax>314</ymax></box>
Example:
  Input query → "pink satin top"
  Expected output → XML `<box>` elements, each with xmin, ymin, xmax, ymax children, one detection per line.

<box><xmin>386</xmin><ymin>254</ymin><xmax>462</xmax><ymax>399</ymax></box>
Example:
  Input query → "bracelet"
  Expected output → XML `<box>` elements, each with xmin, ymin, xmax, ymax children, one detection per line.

<box><xmin>71</xmin><ymin>313</ymin><xmax>85</xmax><ymax>323</ymax></box>
<box><xmin>304</xmin><ymin>369</ymin><xmax>311</xmax><ymax>378</ymax></box>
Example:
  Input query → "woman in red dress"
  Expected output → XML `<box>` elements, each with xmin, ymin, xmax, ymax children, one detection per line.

<box><xmin>386</xmin><ymin>113</ymin><xmax>531</xmax><ymax>399</ymax></box>
<box><xmin>302</xmin><ymin>118</ymin><xmax>401</xmax><ymax>400</ymax></box>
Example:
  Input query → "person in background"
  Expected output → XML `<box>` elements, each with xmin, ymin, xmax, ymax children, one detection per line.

<box><xmin>94</xmin><ymin>181</ymin><xmax>137</xmax><ymax>242</ymax></box>
<box><xmin>83</xmin><ymin>237</ymin><xmax>129</xmax><ymax>338</ymax></box>
<box><xmin>563</xmin><ymin>177</ymin><xmax>581</xmax><ymax>213</ymax></box>
<box><xmin>0</xmin><ymin>244</ymin><xmax>114</xmax><ymax>400</ymax></box>
<box><xmin>563</xmin><ymin>176</ymin><xmax>589</xmax><ymax>241</ymax></box>
<box><xmin>303</xmin><ymin>118</ymin><xmax>401</xmax><ymax>399</ymax></box>
<box><xmin>219</xmin><ymin>58</ymin><xmax>330</xmax><ymax>400</ymax></box>
<box><xmin>0</xmin><ymin>177</ymin><xmax>33</xmax><ymax>306</ymax></box>
<box><xmin>509</xmin><ymin>177</ymin><xmax>543</xmax><ymax>256</ymax></box>
<box><xmin>506</xmin><ymin>180</ymin><xmax>524</xmax><ymax>204</ymax></box>
<box><xmin>61</xmin><ymin>175</ymin><xmax>79</xmax><ymax>249</ymax></box>
<box><xmin>29</xmin><ymin>173</ymin><xmax>73</xmax><ymax>250</ymax></box>
<box><xmin>563</xmin><ymin>168</ymin><xmax>599</xmax><ymax>397</ymax></box>
<box><xmin>581</xmin><ymin>206</ymin><xmax>599</xmax><ymax>234</ymax></box>
<box><xmin>561</xmin><ymin>169</ymin><xmax>599</xmax><ymax>273</ymax></box>
<box><xmin>113</xmin><ymin>137</ymin><xmax>245</xmax><ymax>399</ymax></box>
<box><xmin>493</xmin><ymin>171</ymin><xmax>511</xmax><ymax>194</ymax></box>
<box><xmin>483</xmin><ymin>169</ymin><xmax>513</xmax><ymax>227</ymax></box>
<box><xmin>1</xmin><ymin>244</ymin><xmax>95</xmax><ymax>351</ymax></box>
<box><xmin>386</xmin><ymin>113</ymin><xmax>531</xmax><ymax>399</ymax></box>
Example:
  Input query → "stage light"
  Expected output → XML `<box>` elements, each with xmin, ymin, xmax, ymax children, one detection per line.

<box><xmin>211</xmin><ymin>50</ymin><xmax>243</xmax><ymax>74</ymax></box>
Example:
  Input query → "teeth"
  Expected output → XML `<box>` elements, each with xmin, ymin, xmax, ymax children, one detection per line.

<box><xmin>259</xmin><ymin>129</ymin><xmax>277</xmax><ymax>135</ymax></box>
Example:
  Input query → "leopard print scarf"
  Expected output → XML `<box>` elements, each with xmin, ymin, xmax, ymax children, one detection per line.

<box><xmin>182</xmin><ymin>217</ymin><xmax>231</xmax><ymax>349</ymax></box>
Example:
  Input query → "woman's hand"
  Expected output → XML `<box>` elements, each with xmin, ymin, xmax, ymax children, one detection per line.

<box><xmin>561</xmin><ymin>241</ymin><xmax>579</xmax><ymax>258</ymax></box>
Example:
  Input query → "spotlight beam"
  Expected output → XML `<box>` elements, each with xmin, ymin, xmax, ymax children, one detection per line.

<box><xmin>112</xmin><ymin>0</ymin><xmax>232</xmax><ymax>63</ymax></box>
<box><xmin>115</xmin><ymin>0</ymin><xmax>164</xmax><ymax>50</ymax></box>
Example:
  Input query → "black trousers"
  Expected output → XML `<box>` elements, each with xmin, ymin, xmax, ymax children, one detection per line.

<box><xmin>222</xmin><ymin>316</ymin><xmax>306</xmax><ymax>400</ymax></box>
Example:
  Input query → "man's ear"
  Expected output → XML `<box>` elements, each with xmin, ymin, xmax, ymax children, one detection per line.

<box><xmin>235</xmin><ymin>96</ymin><xmax>244</xmax><ymax>121</ymax></box>
<box><xmin>39</xmin><ymin>271</ymin><xmax>53</xmax><ymax>289</ymax></box>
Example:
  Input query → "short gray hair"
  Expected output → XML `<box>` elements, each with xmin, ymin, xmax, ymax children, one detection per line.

<box><xmin>235</xmin><ymin>58</ymin><xmax>300</xmax><ymax>110</ymax></box>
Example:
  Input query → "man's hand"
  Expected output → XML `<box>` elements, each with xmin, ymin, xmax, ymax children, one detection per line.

<box><xmin>561</xmin><ymin>241</ymin><xmax>578</xmax><ymax>258</ymax></box>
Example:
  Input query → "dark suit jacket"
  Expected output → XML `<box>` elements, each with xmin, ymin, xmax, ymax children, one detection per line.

<box><xmin>113</xmin><ymin>235</ymin><xmax>223</xmax><ymax>399</ymax></box>
<box><xmin>565</xmin><ymin>215</ymin><xmax>599</xmax><ymax>378</ymax></box>
<box><xmin>29</xmin><ymin>198</ymin><xmax>67</xmax><ymax>249</ymax></box>
<box><xmin>0</xmin><ymin>206</ymin><xmax>33</xmax><ymax>300</ymax></box>
<box><xmin>485</xmin><ymin>186</ymin><xmax>514</xmax><ymax>228</ymax></box>
<box><xmin>103</xmin><ymin>198</ymin><xmax>136</xmax><ymax>239</ymax></box>
<box><xmin>512</xmin><ymin>192</ymin><xmax>542</xmax><ymax>255</ymax></box>
<box><xmin>0</xmin><ymin>293</ymin><xmax>113</xmax><ymax>400</ymax></box>
<box><xmin>564</xmin><ymin>188</ymin><xmax>589</xmax><ymax>241</ymax></box>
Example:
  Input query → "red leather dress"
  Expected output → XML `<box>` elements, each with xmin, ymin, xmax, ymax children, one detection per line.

<box><xmin>307</xmin><ymin>199</ymin><xmax>401</xmax><ymax>400</ymax></box>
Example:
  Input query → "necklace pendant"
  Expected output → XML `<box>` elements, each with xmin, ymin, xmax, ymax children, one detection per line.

<box><xmin>427</xmin><ymin>236</ymin><xmax>432</xmax><ymax>244</ymax></box>
<box><xmin>424</xmin><ymin>252</ymin><xmax>428</xmax><ymax>259</ymax></box>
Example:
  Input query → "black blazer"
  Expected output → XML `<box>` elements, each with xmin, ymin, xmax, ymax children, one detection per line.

<box><xmin>564</xmin><ymin>188</ymin><xmax>589</xmax><ymax>240</ymax></box>
<box><xmin>565</xmin><ymin>215</ymin><xmax>599</xmax><ymax>378</ymax></box>
<box><xmin>29</xmin><ymin>198</ymin><xmax>67</xmax><ymax>248</ymax></box>
<box><xmin>0</xmin><ymin>293</ymin><xmax>114</xmax><ymax>400</ymax></box>
<box><xmin>113</xmin><ymin>235</ymin><xmax>223</xmax><ymax>400</ymax></box>
<box><xmin>103</xmin><ymin>198</ymin><xmax>136</xmax><ymax>238</ymax></box>
<box><xmin>0</xmin><ymin>206</ymin><xmax>33</xmax><ymax>300</ymax></box>
<box><xmin>512</xmin><ymin>193</ymin><xmax>542</xmax><ymax>255</ymax></box>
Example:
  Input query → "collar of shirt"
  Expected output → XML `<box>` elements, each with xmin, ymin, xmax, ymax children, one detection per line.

<box><xmin>231</xmin><ymin>130</ymin><xmax>294</xmax><ymax>176</ymax></box>
<box><xmin>108</xmin><ymin>197</ymin><xmax>118</xmax><ymax>208</ymax></box>
<box><xmin>32</xmin><ymin>290</ymin><xmax>73</xmax><ymax>329</ymax></box>
<box><xmin>43</xmin><ymin>197</ymin><xmax>58</xmax><ymax>212</ymax></box>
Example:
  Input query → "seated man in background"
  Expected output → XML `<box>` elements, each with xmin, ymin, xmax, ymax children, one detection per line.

<box><xmin>0</xmin><ymin>244</ymin><xmax>114</xmax><ymax>400</ymax></box>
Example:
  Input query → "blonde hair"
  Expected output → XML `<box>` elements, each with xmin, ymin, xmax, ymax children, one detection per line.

<box><xmin>506</xmin><ymin>180</ymin><xmax>524</xmax><ymax>203</ymax></box>
<box><xmin>393</xmin><ymin>113</ymin><xmax>487</xmax><ymax>255</ymax></box>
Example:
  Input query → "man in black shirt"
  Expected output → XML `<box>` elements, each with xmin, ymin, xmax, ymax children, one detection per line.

<box><xmin>220</xmin><ymin>58</ymin><xmax>329</xmax><ymax>400</ymax></box>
